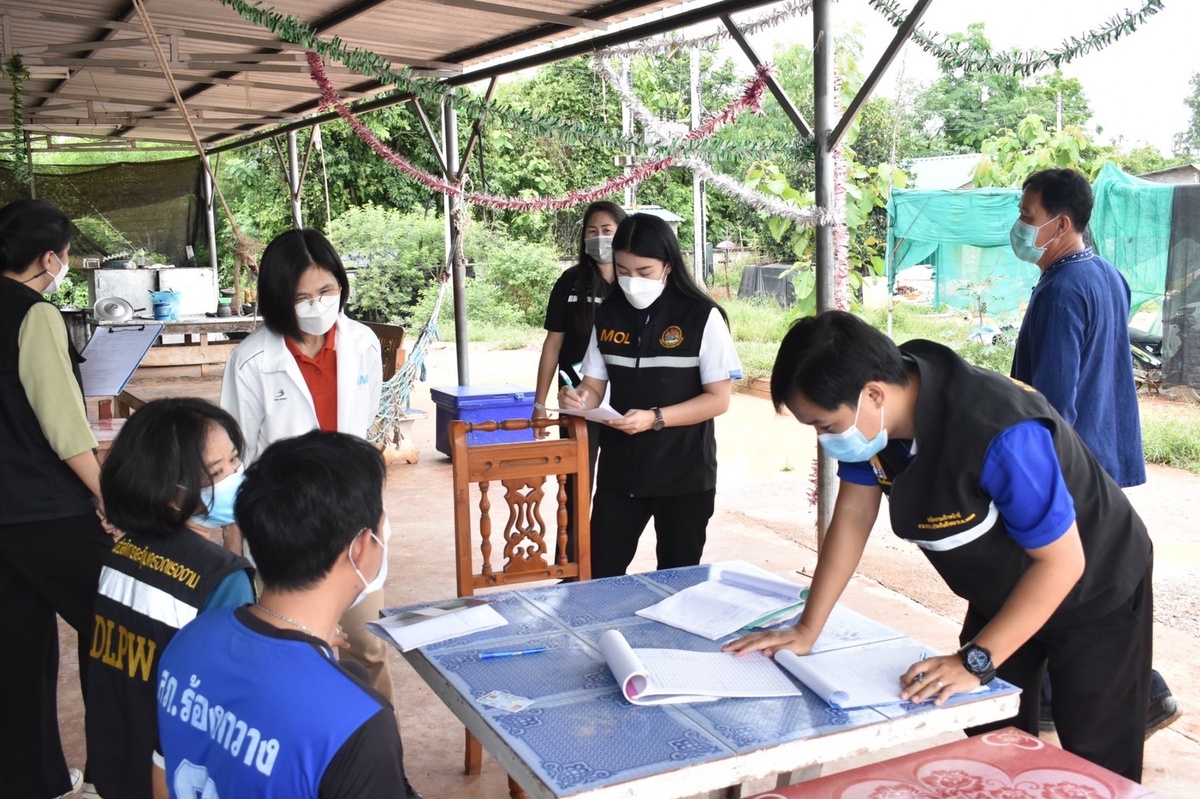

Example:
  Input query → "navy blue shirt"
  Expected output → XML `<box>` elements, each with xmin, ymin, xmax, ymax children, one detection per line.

<box><xmin>1011</xmin><ymin>249</ymin><xmax>1145</xmax><ymax>487</ymax></box>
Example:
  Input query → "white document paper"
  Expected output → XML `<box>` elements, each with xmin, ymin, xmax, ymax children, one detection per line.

<box><xmin>599</xmin><ymin>629</ymin><xmax>802</xmax><ymax>705</ymax></box>
<box><xmin>774</xmin><ymin>638</ymin><xmax>956</xmax><ymax>709</ymax></box>
<box><xmin>635</xmin><ymin>563</ymin><xmax>808</xmax><ymax>640</ymax></box>
<box><xmin>79</xmin><ymin>322</ymin><xmax>165</xmax><ymax>397</ymax></box>
<box><xmin>535</xmin><ymin>402</ymin><xmax>624</xmax><ymax>423</ymax></box>
<box><xmin>368</xmin><ymin>602</ymin><xmax>508</xmax><ymax>652</ymax></box>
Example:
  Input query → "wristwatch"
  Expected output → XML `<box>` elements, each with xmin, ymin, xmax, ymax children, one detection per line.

<box><xmin>651</xmin><ymin>407</ymin><xmax>665</xmax><ymax>431</ymax></box>
<box><xmin>958</xmin><ymin>642</ymin><xmax>996</xmax><ymax>685</ymax></box>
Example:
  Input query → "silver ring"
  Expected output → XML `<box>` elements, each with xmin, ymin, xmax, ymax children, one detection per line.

<box><xmin>936</xmin><ymin>679</ymin><xmax>945</xmax><ymax>689</ymax></box>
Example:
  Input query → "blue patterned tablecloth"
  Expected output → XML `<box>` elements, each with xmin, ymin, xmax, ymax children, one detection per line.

<box><xmin>390</xmin><ymin>564</ymin><xmax>1020</xmax><ymax>797</ymax></box>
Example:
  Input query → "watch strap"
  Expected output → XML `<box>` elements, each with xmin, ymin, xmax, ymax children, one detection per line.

<box><xmin>652</xmin><ymin>407</ymin><xmax>665</xmax><ymax>430</ymax></box>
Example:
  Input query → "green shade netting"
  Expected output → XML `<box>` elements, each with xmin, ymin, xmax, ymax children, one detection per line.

<box><xmin>887</xmin><ymin>163</ymin><xmax>1172</xmax><ymax>319</ymax></box>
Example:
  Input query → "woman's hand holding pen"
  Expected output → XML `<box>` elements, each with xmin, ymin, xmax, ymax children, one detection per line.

<box><xmin>722</xmin><ymin>621</ymin><xmax>819</xmax><ymax>659</ymax></box>
<box><xmin>558</xmin><ymin>382</ymin><xmax>589</xmax><ymax>410</ymax></box>
<box><xmin>898</xmin><ymin>654</ymin><xmax>978</xmax><ymax>705</ymax></box>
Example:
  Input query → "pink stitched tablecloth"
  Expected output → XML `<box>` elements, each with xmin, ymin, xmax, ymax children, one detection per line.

<box><xmin>746</xmin><ymin>727</ymin><xmax>1162</xmax><ymax>799</ymax></box>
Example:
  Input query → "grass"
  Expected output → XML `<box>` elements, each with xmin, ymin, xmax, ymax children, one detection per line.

<box><xmin>1140</xmin><ymin>400</ymin><xmax>1200</xmax><ymax>474</ymax></box>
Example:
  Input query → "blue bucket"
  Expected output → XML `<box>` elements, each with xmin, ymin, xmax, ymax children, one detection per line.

<box><xmin>149</xmin><ymin>290</ymin><xmax>181</xmax><ymax>321</ymax></box>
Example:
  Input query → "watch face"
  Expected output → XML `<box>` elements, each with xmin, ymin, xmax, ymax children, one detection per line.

<box><xmin>966</xmin><ymin>647</ymin><xmax>990</xmax><ymax>672</ymax></box>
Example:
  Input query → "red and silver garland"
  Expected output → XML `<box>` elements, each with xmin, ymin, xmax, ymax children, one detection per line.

<box><xmin>308</xmin><ymin>52</ymin><xmax>769</xmax><ymax>212</ymax></box>
<box><xmin>592</xmin><ymin>56</ymin><xmax>830</xmax><ymax>226</ymax></box>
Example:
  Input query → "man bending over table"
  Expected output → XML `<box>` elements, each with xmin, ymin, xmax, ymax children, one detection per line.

<box><xmin>152</xmin><ymin>431</ymin><xmax>421</xmax><ymax>798</ymax></box>
<box><xmin>725</xmin><ymin>310</ymin><xmax>1153</xmax><ymax>783</ymax></box>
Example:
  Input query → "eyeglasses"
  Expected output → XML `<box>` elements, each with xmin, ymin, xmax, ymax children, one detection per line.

<box><xmin>294</xmin><ymin>291</ymin><xmax>339</xmax><ymax>311</ymax></box>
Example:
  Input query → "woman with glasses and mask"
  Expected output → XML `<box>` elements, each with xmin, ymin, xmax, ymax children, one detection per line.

<box><xmin>560</xmin><ymin>214</ymin><xmax>741</xmax><ymax>578</ymax></box>
<box><xmin>86</xmin><ymin>398</ymin><xmax>253</xmax><ymax>799</ymax></box>
<box><xmin>221</xmin><ymin>227</ymin><xmax>394</xmax><ymax>705</ymax></box>
<box><xmin>0</xmin><ymin>199</ymin><xmax>112</xmax><ymax>799</ymax></box>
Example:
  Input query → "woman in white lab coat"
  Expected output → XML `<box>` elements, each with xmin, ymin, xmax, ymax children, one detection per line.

<box><xmin>220</xmin><ymin>228</ymin><xmax>394</xmax><ymax>704</ymax></box>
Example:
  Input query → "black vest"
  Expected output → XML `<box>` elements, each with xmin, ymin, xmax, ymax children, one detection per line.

<box><xmin>0</xmin><ymin>278</ymin><xmax>93</xmax><ymax>524</ymax></box>
<box><xmin>86</xmin><ymin>530</ymin><xmax>252</xmax><ymax>799</ymax></box>
<box><xmin>594</xmin><ymin>286</ymin><xmax>719</xmax><ymax>496</ymax></box>
<box><xmin>874</xmin><ymin>340</ymin><xmax>1151</xmax><ymax>627</ymax></box>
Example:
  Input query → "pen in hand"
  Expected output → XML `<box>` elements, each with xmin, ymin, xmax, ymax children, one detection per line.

<box><xmin>478</xmin><ymin>648</ymin><xmax>548</xmax><ymax>661</ymax></box>
<box><xmin>558</xmin><ymin>368</ymin><xmax>576</xmax><ymax>389</ymax></box>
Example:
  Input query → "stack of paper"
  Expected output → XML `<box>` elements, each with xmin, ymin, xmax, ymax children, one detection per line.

<box><xmin>599</xmin><ymin>630</ymin><xmax>802</xmax><ymax>705</ymax></box>
<box><xmin>774</xmin><ymin>639</ymin><xmax>940</xmax><ymax>709</ymax></box>
<box><xmin>368</xmin><ymin>598</ymin><xmax>508</xmax><ymax>652</ymax></box>
<box><xmin>636</xmin><ymin>563</ymin><xmax>808</xmax><ymax>640</ymax></box>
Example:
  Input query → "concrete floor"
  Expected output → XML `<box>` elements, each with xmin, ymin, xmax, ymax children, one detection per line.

<box><xmin>55</xmin><ymin>339</ymin><xmax>1198</xmax><ymax>798</ymax></box>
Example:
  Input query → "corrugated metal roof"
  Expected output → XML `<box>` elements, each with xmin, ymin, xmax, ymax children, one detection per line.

<box><xmin>1</xmin><ymin>0</ymin><xmax>775</xmax><ymax>150</ymax></box>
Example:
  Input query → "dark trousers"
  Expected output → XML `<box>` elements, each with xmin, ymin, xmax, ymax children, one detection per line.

<box><xmin>590</xmin><ymin>486</ymin><xmax>716</xmax><ymax>578</ymax></box>
<box><xmin>964</xmin><ymin>563</ymin><xmax>1154</xmax><ymax>782</ymax></box>
<box><xmin>559</xmin><ymin>420</ymin><xmax>602</xmax><ymax>565</ymax></box>
<box><xmin>0</xmin><ymin>513</ymin><xmax>109</xmax><ymax>798</ymax></box>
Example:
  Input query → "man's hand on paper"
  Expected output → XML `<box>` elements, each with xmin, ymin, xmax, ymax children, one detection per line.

<box><xmin>898</xmin><ymin>654</ymin><xmax>977</xmax><ymax>706</ymax></box>
<box><xmin>606</xmin><ymin>408</ymin><xmax>655</xmax><ymax>435</ymax></box>
<box><xmin>722</xmin><ymin>621</ymin><xmax>820</xmax><ymax>659</ymax></box>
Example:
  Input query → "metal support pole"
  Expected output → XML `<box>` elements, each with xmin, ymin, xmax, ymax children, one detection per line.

<box><xmin>24</xmin><ymin>131</ymin><xmax>36</xmax><ymax>199</ymax></box>
<box><xmin>443</xmin><ymin>98</ymin><xmax>470</xmax><ymax>385</ymax></box>
<box><xmin>203</xmin><ymin>169</ymin><xmax>218</xmax><ymax>271</ymax></box>
<box><xmin>622</xmin><ymin>57</ymin><xmax>635</xmax><ymax>208</ymax></box>
<box><xmin>690</xmin><ymin>47</ymin><xmax>706</xmax><ymax>285</ymax></box>
<box><xmin>813</xmin><ymin>0</ymin><xmax>837</xmax><ymax>547</ymax></box>
<box><xmin>287</xmin><ymin>129</ymin><xmax>302</xmax><ymax>228</ymax></box>
<box><xmin>720</xmin><ymin>15</ymin><xmax>813</xmax><ymax>140</ymax></box>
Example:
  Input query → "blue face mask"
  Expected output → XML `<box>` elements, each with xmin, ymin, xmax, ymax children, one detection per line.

<box><xmin>817</xmin><ymin>392</ymin><xmax>888</xmax><ymax>463</ymax></box>
<box><xmin>193</xmin><ymin>465</ymin><xmax>245</xmax><ymax>528</ymax></box>
<box><xmin>1009</xmin><ymin>215</ymin><xmax>1061</xmax><ymax>264</ymax></box>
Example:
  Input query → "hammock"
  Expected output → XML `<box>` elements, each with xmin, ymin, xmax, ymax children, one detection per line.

<box><xmin>368</xmin><ymin>277</ymin><xmax>450</xmax><ymax>448</ymax></box>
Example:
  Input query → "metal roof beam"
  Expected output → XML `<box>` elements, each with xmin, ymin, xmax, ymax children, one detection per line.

<box><xmin>720</xmin><ymin>13</ymin><xmax>811</xmax><ymax>140</ymax></box>
<box><xmin>425</xmin><ymin>0</ymin><xmax>609</xmax><ymax>31</ymax></box>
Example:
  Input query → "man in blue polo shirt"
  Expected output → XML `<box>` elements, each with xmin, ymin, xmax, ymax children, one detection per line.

<box><xmin>152</xmin><ymin>431</ymin><xmax>420</xmax><ymax>799</ymax></box>
<box><xmin>726</xmin><ymin>311</ymin><xmax>1154</xmax><ymax>783</ymax></box>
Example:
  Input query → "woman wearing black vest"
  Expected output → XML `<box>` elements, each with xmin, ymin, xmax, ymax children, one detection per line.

<box><xmin>0</xmin><ymin>199</ymin><xmax>112</xmax><ymax>799</ymax></box>
<box><xmin>86</xmin><ymin>398</ymin><xmax>254</xmax><ymax>799</ymax></box>
<box><xmin>534</xmin><ymin>201</ymin><xmax>626</xmax><ymax>561</ymax></box>
<box><xmin>560</xmin><ymin>214</ymin><xmax>742</xmax><ymax>577</ymax></box>
<box><xmin>726</xmin><ymin>311</ymin><xmax>1153</xmax><ymax>783</ymax></box>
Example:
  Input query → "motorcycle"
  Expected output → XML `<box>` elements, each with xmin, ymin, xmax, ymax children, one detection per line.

<box><xmin>1130</xmin><ymin>326</ymin><xmax>1162</xmax><ymax>393</ymax></box>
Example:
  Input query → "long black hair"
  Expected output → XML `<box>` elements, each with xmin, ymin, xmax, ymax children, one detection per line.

<box><xmin>612</xmin><ymin>213</ymin><xmax>727</xmax><ymax>323</ymax></box>
<box><xmin>101</xmin><ymin>398</ymin><xmax>246</xmax><ymax>539</ymax></box>
<box><xmin>571</xmin><ymin>201</ymin><xmax>626</xmax><ymax>336</ymax></box>
<box><xmin>0</xmin><ymin>199</ymin><xmax>71</xmax><ymax>276</ymax></box>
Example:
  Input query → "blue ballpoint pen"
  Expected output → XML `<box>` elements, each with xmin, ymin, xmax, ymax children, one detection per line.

<box><xmin>478</xmin><ymin>647</ymin><xmax>548</xmax><ymax>660</ymax></box>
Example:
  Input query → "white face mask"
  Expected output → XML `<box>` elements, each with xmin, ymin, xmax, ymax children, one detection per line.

<box><xmin>26</xmin><ymin>253</ymin><xmax>70</xmax><ymax>295</ymax></box>
<box><xmin>618</xmin><ymin>274</ymin><xmax>667</xmax><ymax>310</ymax></box>
<box><xmin>347</xmin><ymin>523</ymin><xmax>389</xmax><ymax>608</ymax></box>
<box><xmin>584</xmin><ymin>236</ymin><xmax>614</xmax><ymax>264</ymax></box>
<box><xmin>295</xmin><ymin>294</ymin><xmax>340</xmax><ymax>336</ymax></box>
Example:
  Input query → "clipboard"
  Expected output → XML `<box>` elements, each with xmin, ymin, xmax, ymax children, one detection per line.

<box><xmin>79</xmin><ymin>323</ymin><xmax>165</xmax><ymax>397</ymax></box>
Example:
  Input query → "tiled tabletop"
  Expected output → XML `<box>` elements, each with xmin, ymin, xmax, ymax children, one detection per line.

<box><xmin>391</xmin><ymin>564</ymin><xmax>1021</xmax><ymax>799</ymax></box>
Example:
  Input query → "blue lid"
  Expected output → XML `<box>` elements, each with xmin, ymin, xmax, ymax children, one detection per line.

<box><xmin>430</xmin><ymin>384</ymin><xmax>534</xmax><ymax>409</ymax></box>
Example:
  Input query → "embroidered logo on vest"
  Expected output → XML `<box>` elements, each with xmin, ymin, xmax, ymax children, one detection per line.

<box><xmin>659</xmin><ymin>325</ymin><xmax>684</xmax><ymax>348</ymax></box>
<box><xmin>599</xmin><ymin>328</ymin><xmax>632</xmax><ymax>345</ymax></box>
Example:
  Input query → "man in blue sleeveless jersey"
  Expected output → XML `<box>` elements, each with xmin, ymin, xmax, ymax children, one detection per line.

<box><xmin>152</xmin><ymin>431</ymin><xmax>420</xmax><ymax>798</ymax></box>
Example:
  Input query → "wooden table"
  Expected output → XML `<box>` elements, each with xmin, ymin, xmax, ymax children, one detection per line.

<box><xmin>93</xmin><ymin>315</ymin><xmax>260</xmax><ymax>374</ymax></box>
<box><xmin>390</xmin><ymin>565</ymin><xmax>1022</xmax><ymax>799</ymax></box>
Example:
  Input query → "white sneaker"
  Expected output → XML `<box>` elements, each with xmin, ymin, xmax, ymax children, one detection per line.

<box><xmin>82</xmin><ymin>782</ymin><xmax>104</xmax><ymax>799</ymax></box>
<box><xmin>53</xmin><ymin>768</ymin><xmax>84</xmax><ymax>799</ymax></box>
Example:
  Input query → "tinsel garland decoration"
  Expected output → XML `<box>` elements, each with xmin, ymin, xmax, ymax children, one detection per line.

<box><xmin>597</xmin><ymin>0</ymin><xmax>814</xmax><ymax>59</ymax></box>
<box><xmin>5</xmin><ymin>56</ymin><xmax>30</xmax><ymax>186</ymax></box>
<box><xmin>308</xmin><ymin>53</ymin><xmax>769</xmax><ymax>212</ymax></box>
<box><xmin>593</xmin><ymin>55</ymin><xmax>830</xmax><ymax>226</ymax></box>
<box><xmin>219</xmin><ymin>0</ymin><xmax>674</xmax><ymax>156</ymax></box>
<box><xmin>869</xmin><ymin>0</ymin><xmax>1164</xmax><ymax>77</ymax></box>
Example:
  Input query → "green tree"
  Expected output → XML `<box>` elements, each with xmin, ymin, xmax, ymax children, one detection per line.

<box><xmin>917</xmin><ymin>24</ymin><xmax>1092</xmax><ymax>151</ymax></box>
<box><xmin>972</xmin><ymin>114</ymin><xmax>1111</xmax><ymax>187</ymax></box>
<box><xmin>1173</xmin><ymin>72</ymin><xmax>1200</xmax><ymax>158</ymax></box>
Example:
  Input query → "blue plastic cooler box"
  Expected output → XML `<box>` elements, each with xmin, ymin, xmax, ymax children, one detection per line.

<box><xmin>430</xmin><ymin>384</ymin><xmax>536</xmax><ymax>457</ymax></box>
